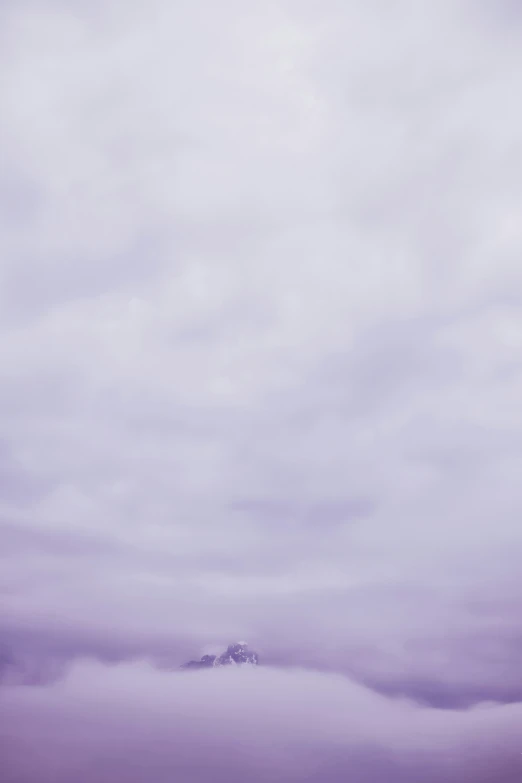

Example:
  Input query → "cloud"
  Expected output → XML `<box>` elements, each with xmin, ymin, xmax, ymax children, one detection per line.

<box><xmin>1</xmin><ymin>2</ymin><xmax>522</xmax><ymax>776</ymax></box>
<box><xmin>2</xmin><ymin>660</ymin><xmax>522</xmax><ymax>782</ymax></box>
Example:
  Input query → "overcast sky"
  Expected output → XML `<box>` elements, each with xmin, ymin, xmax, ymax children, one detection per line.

<box><xmin>1</xmin><ymin>1</ymin><xmax>522</xmax><ymax>780</ymax></box>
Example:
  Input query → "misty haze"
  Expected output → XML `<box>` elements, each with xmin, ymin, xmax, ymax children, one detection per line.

<box><xmin>1</xmin><ymin>1</ymin><xmax>522</xmax><ymax>782</ymax></box>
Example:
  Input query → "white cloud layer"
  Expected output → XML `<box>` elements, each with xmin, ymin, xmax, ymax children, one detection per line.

<box><xmin>3</xmin><ymin>661</ymin><xmax>522</xmax><ymax>782</ymax></box>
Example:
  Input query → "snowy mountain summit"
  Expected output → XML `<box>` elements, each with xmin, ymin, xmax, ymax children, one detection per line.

<box><xmin>181</xmin><ymin>641</ymin><xmax>259</xmax><ymax>669</ymax></box>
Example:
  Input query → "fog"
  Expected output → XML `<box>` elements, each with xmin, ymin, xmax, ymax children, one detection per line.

<box><xmin>2</xmin><ymin>661</ymin><xmax>521</xmax><ymax>782</ymax></box>
<box><xmin>2</xmin><ymin>0</ymin><xmax>522</xmax><ymax>780</ymax></box>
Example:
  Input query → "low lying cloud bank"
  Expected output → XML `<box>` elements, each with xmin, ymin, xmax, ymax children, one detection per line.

<box><xmin>2</xmin><ymin>661</ymin><xmax>521</xmax><ymax>783</ymax></box>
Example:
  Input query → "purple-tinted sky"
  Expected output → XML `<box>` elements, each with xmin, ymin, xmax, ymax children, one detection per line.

<box><xmin>1</xmin><ymin>1</ymin><xmax>522</xmax><ymax>780</ymax></box>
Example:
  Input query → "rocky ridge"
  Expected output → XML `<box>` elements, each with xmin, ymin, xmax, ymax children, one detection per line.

<box><xmin>181</xmin><ymin>641</ymin><xmax>259</xmax><ymax>669</ymax></box>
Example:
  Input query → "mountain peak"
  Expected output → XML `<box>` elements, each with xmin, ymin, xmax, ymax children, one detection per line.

<box><xmin>181</xmin><ymin>641</ymin><xmax>259</xmax><ymax>670</ymax></box>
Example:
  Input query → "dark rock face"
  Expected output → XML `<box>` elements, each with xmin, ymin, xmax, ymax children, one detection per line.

<box><xmin>181</xmin><ymin>654</ymin><xmax>217</xmax><ymax>670</ymax></box>
<box><xmin>181</xmin><ymin>642</ymin><xmax>259</xmax><ymax>670</ymax></box>
<box><xmin>217</xmin><ymin>642</ymin><xmax>259</xmax><ymax>666</ymax></box>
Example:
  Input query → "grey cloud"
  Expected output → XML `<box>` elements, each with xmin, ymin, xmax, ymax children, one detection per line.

<box><xmin>1</xmin><ymin>0</ymin><xmax>522</xmax><ymax>777</ymax></box>
<box><xmin>0</xmin><ymin>441</ymin><xmax>50</xmax><ymax>506</ymax></box>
